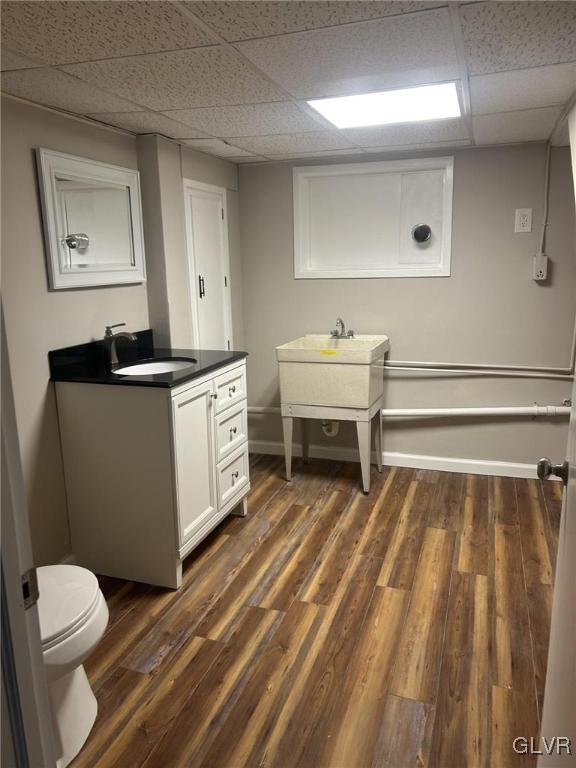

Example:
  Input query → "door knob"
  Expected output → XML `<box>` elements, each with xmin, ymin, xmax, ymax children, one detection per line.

<box><xmin>537</xmin><ymin>458</ymin><xmax>569</xmax><ymax>485</ymax></box>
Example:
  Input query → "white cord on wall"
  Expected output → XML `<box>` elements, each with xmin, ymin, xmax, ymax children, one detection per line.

<box><xmin>539</xmin><ymin>141</ymin><xmax>552</xmax><ymax>256</ymax></box>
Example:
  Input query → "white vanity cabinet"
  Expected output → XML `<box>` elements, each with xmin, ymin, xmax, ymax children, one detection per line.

<box><xmin>55</xmin><ymin>359</ymin><xmax>249</xmax><ymax>589</ymax></box>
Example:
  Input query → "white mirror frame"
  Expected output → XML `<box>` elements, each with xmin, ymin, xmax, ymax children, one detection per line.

<box><xmin>36</xmin><ymin>148</ymin><xmax>146</xmax><ymax>289</ymax></box>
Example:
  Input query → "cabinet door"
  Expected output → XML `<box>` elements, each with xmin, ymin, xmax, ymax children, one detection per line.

<box><xmin>172</xmin><ymin>381</ymin><xmax>216</xmax><ymax>545</ymax></box>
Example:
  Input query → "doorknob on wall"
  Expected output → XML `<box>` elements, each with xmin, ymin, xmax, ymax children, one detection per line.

<box><xmin>537</xmin><ymin>457</ymin><xmax>569</xmax><ymax>485</ymax></box>
<box><xmin>64</xmin><ymin>233</ymin><xmax>89</xmax><ymax>251</ymax></box>
<box><xmin>411</xmin><ymin>223</ymin><xmax>431</xmax><ymax>243</ymax></box>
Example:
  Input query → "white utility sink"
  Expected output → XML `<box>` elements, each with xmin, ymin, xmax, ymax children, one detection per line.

<box><xmin>276</xmin><ymin>334</ymin><xmax>389</xmax><ymax>364</ymax></box>
<box><xmin>276</xmin><ymin>334</ymin><xmax>389</xmax><ymax>408</ymax></box>
<box><xmin>114</xmin><ymin>359</ymin><xmax>196</xmax><ymax>376</ymax></box>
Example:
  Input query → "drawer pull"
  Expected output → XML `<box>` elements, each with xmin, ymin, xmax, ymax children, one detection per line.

<box><xmin>230</xmin><ymin>426</ymin><xmax>238</xmax><ymax>439</ymax></box>
<box><xmin>232</xmin><ymin>470</ymin><xmax>240</xmax><ymax>483</ymax></box>
<box><xmin>210</xmin><ymin>393</ymin><xmax>218</xmax><ymax>400</ymax></box>
<box><xmin>229</xmin><ymin>384</ymin><xmax>237</xmax><ymax>396</ymax></box>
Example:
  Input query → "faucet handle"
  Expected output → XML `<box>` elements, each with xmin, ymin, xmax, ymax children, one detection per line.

<box><xmin>105</xmin><ymin>323</ymin><xmax>126</xmax><ymax>337</ymax></box>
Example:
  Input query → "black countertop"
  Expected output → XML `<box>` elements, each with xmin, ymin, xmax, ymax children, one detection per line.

<box><xmin>49</xmin><ymin>330</ymin><xmax>247</xmax><ymax>389</ymax></box>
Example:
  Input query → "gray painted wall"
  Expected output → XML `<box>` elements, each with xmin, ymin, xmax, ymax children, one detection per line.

<box><xmin>1</xmin><ymin>98</ymin><xmax>242</xmax><ymax>565</ymax></box>
<box><xmin>1</xmin><ymin>98</ymin><xmax>149</xmax><ymax>564</ymax></box>
<box><xmin>239</xmin><ymin>144</ymin><xmax>576</xmax><ymax>467</ymax></box>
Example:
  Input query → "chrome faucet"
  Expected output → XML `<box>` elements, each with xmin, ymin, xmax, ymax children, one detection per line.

<box><xmin>104</xmin><ymin>323</ymin><xmax>137</xmax><ymax>367</ymax></box>
<box><xmin>330</xmin><ymin>317</ymin><xmax>354</xmax><ymax>338</ymax></box>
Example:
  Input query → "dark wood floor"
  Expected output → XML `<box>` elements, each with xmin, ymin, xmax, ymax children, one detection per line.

<box><xmin>74</xmin><ymin>454</ymin><xmax>561</xmax><ymax>768</ymax></box>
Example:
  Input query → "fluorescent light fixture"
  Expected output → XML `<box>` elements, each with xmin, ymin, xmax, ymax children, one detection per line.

<box><xmin>307</xmin><ymin>82</ymin><xmax>461</xmax><ymax>129</ymax></box>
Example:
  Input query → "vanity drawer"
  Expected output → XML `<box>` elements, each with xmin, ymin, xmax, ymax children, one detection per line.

<box><xmin>215</xmin><ymin>399</ymin><xmax>248</xmax><ymax>462</ymax></box>
<box><xmin>217</xmin><ymin>443</ymin><xmax>249</xmax><ymax>510</ymax></box>
<box><xmin>215</xmin><ymin>365</ymin><xmax>246</xmax><ymax>413</ymax></box>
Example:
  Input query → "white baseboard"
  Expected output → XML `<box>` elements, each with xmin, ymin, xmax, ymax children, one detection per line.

<box><xmin>381</xmin><ymin>451</ymin><xmax>539</xmax><ymax>479</ymax></box>
<box><xmin>249</xmin><ymin>439</ymin><xmax>539</xmax><ymax>479</ymax></box>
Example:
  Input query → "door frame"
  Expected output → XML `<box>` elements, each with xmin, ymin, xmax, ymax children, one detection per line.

<box><xmin>183</xmin><ymin>178</ymin><xmax>233</xmax><ymax>351</ymax></box>
<box><xmin>538</xmin><ymin>107</ymin><xmax>576</xmax><ymax>767</ymax></box>
<box><xmin>1</xmin><ymin>308</ymin><xmax>57</xmax><ymax>767</ymax></box>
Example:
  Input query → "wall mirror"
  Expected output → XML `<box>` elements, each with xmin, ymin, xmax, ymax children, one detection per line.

<box><xmin>36</xmin><ymin>148</ymin><xmax>146</xmax><ymax>289</ymax></box>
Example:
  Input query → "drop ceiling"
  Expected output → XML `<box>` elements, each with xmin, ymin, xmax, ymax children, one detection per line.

<box><xmin>1</xmin><ymin>1</ymin><xmax>575</xmax><ymax>164</ymax></box>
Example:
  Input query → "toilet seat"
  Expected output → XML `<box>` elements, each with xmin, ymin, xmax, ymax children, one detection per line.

<box><xmin>37</xmin><ymin>565</ymin><xmax>100</xmax><ymax>650</ymax></box>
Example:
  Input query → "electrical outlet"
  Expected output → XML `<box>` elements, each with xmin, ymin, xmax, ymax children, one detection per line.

<box><xmin>515</xmin><ymin>208</ymin><xmax>532</xmax><ymax>233</ymax></box>
<box><xmin>533</xmin><ymin>253</ymin><xmax>548</xmax><ymax>281</ymax></box>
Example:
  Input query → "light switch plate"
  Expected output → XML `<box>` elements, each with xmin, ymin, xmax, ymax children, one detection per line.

<box><xmin>515</xmin><ymin>208</ymin><xmax>532</xmax><ymax>233</ymax></box>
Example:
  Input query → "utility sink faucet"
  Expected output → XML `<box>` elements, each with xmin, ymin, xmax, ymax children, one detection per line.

<box><xmin>104</xmin><ymin>323</ymin><xmax>137</xmax><ymax>367</ymax></box>
<box><xmin>330</xmin><ymin>317</ymin><xmax>354</xmax><ymax>338</ymax></box>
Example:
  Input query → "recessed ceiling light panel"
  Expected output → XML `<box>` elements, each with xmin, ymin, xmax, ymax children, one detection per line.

<box><xmin>307</xmin><ymin>83</ymin><xmax>461</xmax><ymax>129</ymax></box>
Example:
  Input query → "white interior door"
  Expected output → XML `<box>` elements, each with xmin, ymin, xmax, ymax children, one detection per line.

<box><xmin>538</xmin><ymin>374</ymin><xmax>576</xmax><ymax>766</ymax></box>
<box><xmin>538</xmin><ymin>108</ymin><xmax>576</xmax><ymax>766</ymax></box>
<box><xmin>184</xmin><ymin>180</ymin><xmax>231</xmax><ymax>351</ymax></box>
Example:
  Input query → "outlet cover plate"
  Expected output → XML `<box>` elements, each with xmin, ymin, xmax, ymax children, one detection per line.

<box><xmin>515</xmin><ymin>208</ymin><xmax>532</xmax><ymax>233</ymax></box>
<box><xmin>533</xmin><ymin>253</ymin><xmax>548</xmax><ymax>281</ymax></box>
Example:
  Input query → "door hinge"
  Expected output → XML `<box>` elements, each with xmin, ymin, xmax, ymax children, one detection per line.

<box><xmin>224</xmin><ymin>275</ymin><xmax>228</xmax><ymax>288</ymax></box>
<box><xmin>221</xmin><ymin>208</ymin><xmax>224</xmax><ymax>220</ymax></box>
<box><xmin>21</xmin><ymin>567</ymin><xmax>39</xmax><ymax>609</ymax></box>
<box><xmin>227</xmin><ymin>339</ymin><xmax>230</xmax><ymax>350</ymax></box>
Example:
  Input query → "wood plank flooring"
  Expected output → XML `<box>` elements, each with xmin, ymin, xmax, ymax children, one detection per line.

<box><xmin>74</xmin><ymin>455</ymin><xmax>560</xmax><ymax>768</ymax></box>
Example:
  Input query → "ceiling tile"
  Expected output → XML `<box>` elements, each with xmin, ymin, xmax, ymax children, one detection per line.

<box><xmin>163</xmin><ymin>101</ymin><xmax>322</xmax><ymax>137</ymax></box>
<box><xmin>470</xmin><ymin>63</ymin><xmax>576</xmax><ymax>115</ymax></box>
<box><xmin>361</xmin><ymin>139</ymin><xmax>471</xmax><ymax>153</ymax></box>
<box><xmin>265</xmin><ymin>148</ymin><xmax>366</xmax><ymax>161</ymax></box>
<box><xmin>182</xmin><ymin>138</ymin><xmax>256</xmax><ymax>158</ymax></box>
<box><xmin>237</xmin><ymin>8</ymin><xmax>459</xmax><ymax>99</ymax></box>
<box><xmin>86</xmin><ymin>111</ymin><xmax>208</xmax><ymax>139</ymax></box>
<box><xmin>461</xmin><ymin>1</ymin><xmax>576</xmax><ymax>75</ymax></box>
<box><xmin>227</xmin><ymin>155</ymin><xmax>269</xmax><ymax>163</ymax></box>
<box><xmin>185</xmin><ymin>1</ymin><xmax>446</xmax><ymax>42</ymax></box>
<box><xmin>343</xmin><ymin>118</ymin><xmax>469</xmax><ymax>147</ymax></box>
<box><xmin>62</xmin><ymin>47</ymin><xmax>284</xmax><ymax>110</ymax></box>
<box><xmin>473</xmin><ymin>107</ymin><xmax>562</xmax><ymax>145</ymax></box>
<box><xmin>0</xmin><ymin>48</ymin><xmax>39</xmax><ymax>71</ymax></box>
<box><xmin>0</xmin><ymin>1</ymin><xmax>214</xmax><ymax>66</ymax></box>
<box><xmin>0</xmin><ymin>68</ymin><xmax>141</xmax><ymax>114</ymax></box>
<box><xmin>231</xmin><ymin>131</ymin><xmax>354</xmax><ymax>155</ymax></box>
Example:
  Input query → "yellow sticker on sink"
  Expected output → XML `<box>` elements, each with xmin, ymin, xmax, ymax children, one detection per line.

<box><xmin>320</xmin><ymin>349</ymin><xmax>337</xmax><ymax>356</ymax></box>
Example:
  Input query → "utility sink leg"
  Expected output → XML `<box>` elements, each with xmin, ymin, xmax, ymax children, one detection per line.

<box><xmin>301</xmin><ymin>418</ymin><xmax>310</xmax><ymax>465</ymax></box>
<box><xmin>375</xmin><ymin>412</ymin><xmax>383</xmax><ymax>473</ymax></box>
<box><xmin>282</xmin><ymin>416</ymin><xmax>294</xmax><ymax>481</ymax></box>
<box><xmin>356</xmin><ymin>420</ymin><xmax>371</xmax><ymax>494</ymax></box>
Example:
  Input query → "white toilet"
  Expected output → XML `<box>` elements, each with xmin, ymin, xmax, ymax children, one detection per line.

<box><xmin>37</xmin><ymin>565</ymin><xmax>109</xmax><ymax>768</ymax></box>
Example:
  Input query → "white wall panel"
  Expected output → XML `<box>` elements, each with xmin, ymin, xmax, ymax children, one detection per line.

<box><xmin>293</xmin><ymin>156</ymin><xmax>453</xmax><ymax>278</ymax></box>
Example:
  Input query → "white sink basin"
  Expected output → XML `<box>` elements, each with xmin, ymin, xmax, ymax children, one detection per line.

<box><xmin>276</xmin><ymin>334</ymin><xmax>389</xmax><ymax>408</ymax></box>
<box><xmin>276</xmin><ymin>334</ymin><xmax>389</xmax><ymax>364</ymax></box>
<box><xmin>114</xmin><ymin>359</ymin><xmax>196</xmax><ymax>376</ymax></box>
